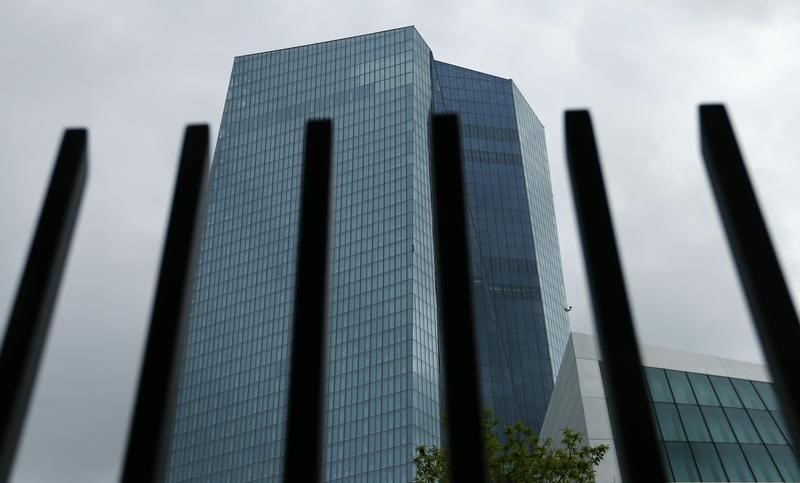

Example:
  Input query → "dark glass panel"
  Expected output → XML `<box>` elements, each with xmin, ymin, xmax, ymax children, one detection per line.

<box><xmin>752</xmin><ymin>381</ymin><xmax>780</xmax><ymax>411</ymax></box>
<box><xmin>701</xmin><ymin>406</ymin><xmax>737</xmax><ymax>443</ymax></box>
<box><xmin>655</xmin><ymin>403</ymin><xmax>687</xmax><ymax>441</ymax></box>
<box><xmin>666</xmin><ymin>370</ymin><xmax>697</xmax><ymax>404</ymax></box>
<box><xmin>716</xmin><ymin>443</ymin><xmax>755</xmax><ymax>481</ymax></box>
<box><xmin>732</xmin><ymin>379</ymin><xmax>766</xmax><ymax>410</ymax></box>
<box><xmin>742</xmin><ymin>444</ymin><xmax>783</xmax><ymax>482</ymax></box>
<box><xmin>646</xmin><ymin>367</ymin><xmax>674</xmax><ymax>403</ymax></box>
<box><xmin>659</xmin><ymin>441</ymin><xmax>675</xmax><ymax>482</ymax></box>
<box><xmin>688</xmin><ymin>373</ymin><xmax>720</xmax><ymax>406</ymax></box>
<box><xmin>665</xmin><ymin>442</ymin><xmax>700</xmax><ymax>482</ymax></box>
<box><xmin>690</xmin><ymin>442</ymin><xmax>727</xmax><ymax>482</ymax></box>
<box><xmin>678</xmin><ymin>404</ymin><xmax>711</xmax><ymax>442</ymax></box>
<box><xmin>725</xmin><ymin>407</ymin><xmax>762</xmax><ymax>444</ymax></box>
<box><xmin>748</xmin><ymin>409</ymin><xmax>786</xmax><ymax>444</ymax></box>
<box><xmin>709</xmin><ymin>376</ymin><xmax>743</xmax><ymax>408</ymax></box>
<box><xmin>770</xmin><ymin>410</ymin><xmax>791</xmax><ymax>442</ymax></box>
<box><xmin>767</xmin><ymin>444</ymin><xmax>800</xmax><ymax>482</ymax></box>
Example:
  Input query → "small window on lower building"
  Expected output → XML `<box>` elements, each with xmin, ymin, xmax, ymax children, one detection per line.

<box><xmin>716</xmin><ymin>443</ymin><xmax>754</xmax><ymax>481</ymax></box>
<box><xmin>690</xmin><ymin>442</ymin><xmax>727</xmax><ymax>482</ymax></box>
<box><xmin>767</xmin><ymin>444</ymin><xmax>800</xmax><ymax>482</ymax></box>
<box><xmin>741</xmin><ymin>444</ymin><xmax>782</xmax><ymax>482</ymax></box>
<box><xmin>665</xmin><ymin>442</ymin><xmax>700</xmax><ymax>482</ymax></box>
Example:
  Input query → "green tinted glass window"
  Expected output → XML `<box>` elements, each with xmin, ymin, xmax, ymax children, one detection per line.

<box><xmin>666</xmin><ymin>370</ymin><xmax>697</xmax><ymax>404</ymax></box>
<box><xmin>771</xmin><ymin>410</ymin><xmax>791</xmax><ymax>442</ymax></box>
<box><xmin>665</xmin><ymin>442</ymin><xmax>700</xmax><ymax>482</ymax></box>
<box><xmin>768</xmin><ymin>444</ymin><xmax>800</xmax><ymax>482</ymax></box>
<box><xmin>716</xmin><ymin>443</ymin><xmax>754</xmax><ymax>481</ymax></box>
<box><xmin>709</xmin><ymin>376</ymin><xmax>743</xmax><ymax>408</ymax></box>
<box><xmin>731</xmin><ymin>379</ymin><xmax>766</xmax><ymax>410</ymax></box>
<box><xmin>687</xmin><ymin>373</ymin><xmax>720</xmax><ymax>406</ymax></box>
<box><xmin>655</xmin><ymin>403</ymin><xmax>686</xmax><ymax>441</ymax></box>
<box><xmin>678</xmin><ymin>405</ymin><xmax>711</xmax><ymax>442</ymax></box>
<box><xmin>748</xmin><ymin>409</ymin><xmax>786</xmax><ymax>444</ymax></box>
<box><xmin>690</xmin><ymin>442</ymin><xmax>727</xmax><ymax>482</ymax></box>
<box><xmin>742</xmin><ymin>444</ymin><xmax>782</xmax><ymax>482</ymax></box>
<box><xmin>701</xmin><ymin>406</ymin><xmax>736</xmax><ymax>443</ymax></box>
<box><xmin>752</xmin><ymin>381</ymin><xmax>780</xmax><ymax>411</ymax></box>
<box><xmin>646</xmin><ymin>367</ymin><xmax>674</xmax><ymax>403</ymax></box>
<box><xmin>724</xmin><ymin>408</ymin><xmax>761</xmax><ymax>444</ymax></box>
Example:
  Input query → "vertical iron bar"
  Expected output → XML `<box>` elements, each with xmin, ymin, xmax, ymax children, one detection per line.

<box><xmin>284</xmin><ymin>120</ymin><xmax>333</xmax><ymax>483</ymax></box>
<box><xmin>0</xmin><ymin>129</ymin><xmax>88</xmax><ymax>482</ymax></box>
<box><xmin>430</xmin><ymin>114</ymin><xmax>487</xmax><ymax>483</ymax></box>
<box><xmin>120</xmin><ymin>125</ymin><xmax>210</xmax><ymax>483</ymax></box>
<box><xmin>564</xmin><ymin>110</ymin><xmax>667</xmax><ymax>482</ymax></box>
<box><xmin>700</xmin><ymin>104</ymin><xmax>800</xmax><ymax>446</ymax></box>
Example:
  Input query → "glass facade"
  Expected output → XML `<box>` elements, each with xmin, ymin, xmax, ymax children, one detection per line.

<box><xmin>167</xmin><ymin>26</ymin><xmax>569</xmax><ymax>481</ymax></box>
<box><xmin>431</xmin><ymin>62</ymin><xmax>569</xmax><ymax>429</ymax></box>
<box><xmin>646</xmin><ymin>367</ymin><xmax>800</xmax><ymax>481</ymax></box>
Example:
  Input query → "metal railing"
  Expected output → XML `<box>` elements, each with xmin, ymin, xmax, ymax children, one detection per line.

<box><xmin>0</xmin><ymin>106</ymin><xmax>797</xmax><ymax>482</ymax></box>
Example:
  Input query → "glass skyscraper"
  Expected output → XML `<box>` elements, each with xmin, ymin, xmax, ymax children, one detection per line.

<box><xmin>166</xmin><ymin>26</ymin><xmax>570</xmax><ymax>482</ymax></box>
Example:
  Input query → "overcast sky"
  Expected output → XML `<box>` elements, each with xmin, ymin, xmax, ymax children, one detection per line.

<box><xmin>1</xmin><ymin>1</ymin><xmax>799</xmax><ymax>481</ymax></box>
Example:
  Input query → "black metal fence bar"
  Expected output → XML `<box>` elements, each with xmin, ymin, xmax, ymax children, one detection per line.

<box><xmin>564</xmin><ymin>110</ymin><xmax>667</xmax><ymax>482</ymax></box>
<box><xmin>699</xmin><ymin>104</ymin><xmax>800</xmax><ymax>447</ymax></box>
<box><xmin>283</xmin><ymin>120</ymin><xmax>333</xmax><ymax>483</ymax></box>
<box><xmin>0</xmin><ymin>129</ymin><xmax>88</xmax><ymax>483</ymax></box>
<box><xmin>120</xmin><ymin>125</ymin><xmax>210</xmax><ymax>483</ymax></box>
<box><xmin>430</xmin><ymin>115</ymin><xmax>488</xmax><ymax>483</ymax></box>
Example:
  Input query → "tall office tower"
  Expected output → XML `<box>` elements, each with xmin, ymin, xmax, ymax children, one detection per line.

<box><xmin>166</xmin><ymin>27</ymin><xmax>570</xmax><ymax>482</ymax></box>
<box><xmin>432</xmin><ymin>62</ymin><xmax>570</xmax><ymax>430</ymax></box>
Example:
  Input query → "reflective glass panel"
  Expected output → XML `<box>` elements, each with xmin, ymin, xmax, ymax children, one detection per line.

<box><xmin>665</xmin><ymin>442</ymin><xmax>700</xmax><ymax>482</ymax></box>
<box><xmin>710</xmin><ymin>376</ymin><xmax>743</xmax><ymax>408</ymax></box>
<box><xmin>752</xmin><ymin>381</ymin><xmax>780</xmax><ymax>411</ymax></box>
<box><xmin>771</xmin><ymin>410</ymin><xmax>791</xmax><ymax>442</ymax></box>
<box><xmin>731</xmin><ymin>379</ymin><xmax>766</xmax><ymax>410</ymax></box>
<box><xmin>655</xmin><ymin>403</ymin><xmax>686</xmax><ymax>441</ymax></box>
<box><xmin>741</xmin><ymin>444</ymin><xmax>782</xmax><ymax>482</ymax></box>
<box><xmin>725</xmin><ymin>407</ymin><xmax>762</xmax><ymax>444</ymax></box>
<box><xmin>690</xmin><ymin>442</ymin><xmax>727</xmax><ymax>482</ymax></box>
<box><xmin>688</xmin><ymin>373</ymin><xmax>720</xmax><ymax>406</ymax></box>
<box><xmin>748</xmin><ymin>409</ymin><xmax>786</xmax><ymax>444</ymax></box>
<box><xmin>716</xmin><ymin>443</ymin><xmax>755</xmax><ymax>481</ymax></box>
<box><xmin>701</xmin><ymin>406</ymin><xmax>737</xmax><ymax>443</ymax></box>
<box><xmin>647</xmin><ymin>367</ymin><xmax>674</xmax><ymax>403</ymax></box>
<box><xmin>768</xmin><ymin>444</ymin><xmax>800</xmax><ymax>482</ymax></box>
<box><xmin>666</xmin><ymin>370</ymin><xmax>697</xmax><ymax>404</ymax></box>
<box><xmin>678</xmin><ymin>404</ymin><xmax>711</xmax><ymax>442</ymax></box>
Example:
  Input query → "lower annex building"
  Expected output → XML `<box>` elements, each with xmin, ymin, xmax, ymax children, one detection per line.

<box><xmin>165</xmin><ymin>26</ymin><xmax>571</xmax><ymax>482</ymax></box>
<box><xmin>542</xmin><ymin>332</ymin><xmax>800</xmax><ymax>482</ymax></box>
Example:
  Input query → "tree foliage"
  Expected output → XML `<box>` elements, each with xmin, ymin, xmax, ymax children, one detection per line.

<box><xmin>413</xmin><ymin>411</ymin><xmax>608</xmax><ymax>483</ymax></box>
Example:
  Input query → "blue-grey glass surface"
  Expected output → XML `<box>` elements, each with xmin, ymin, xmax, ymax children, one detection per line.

<box><xmin>431</xmin><ymin>61</ymin><xmax>569</xmax><ymax>430</ymax></box>
<box><xmin>645</xmin><ymin>367</ymin><xmax>800</xmax><ymax>481</ymax></box>
<box><xmin>166</xmin><ymin>27</ymin><xmax>441</xmax><ymax>482</ymax></box>
<box><xmin>166</xmin><ymin>25</ymin><xmax>569</xmax><ymax>481</ymax></box>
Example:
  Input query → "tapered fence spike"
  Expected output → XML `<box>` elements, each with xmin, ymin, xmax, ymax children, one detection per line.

<box><xmin>564</xmin><ymin>110</ymin><xmax>667</xmax><ymax>482</ymax></box>
<box><xmin>284</xmin><ymin>120</ymin><xmax>334</xmax><ymax>483</ymax></box>
<box><xmin>0</xmin><ymin>129</ymin><xmax>88</xmax><ymax>483</ymax></box>
<box><xmin>430</xmin><ymin>114</ymin><xmax>488</xmax><ymax>483</ymax></box>
<box><xmin>700</xmin><ymin>104</ymin><xmax>800</xmax><ymax>447</ymax></box>
<box><xmin>121</xmin><ymin>125</ymin><xmax>210</xmax><ymax>483</ymax></box>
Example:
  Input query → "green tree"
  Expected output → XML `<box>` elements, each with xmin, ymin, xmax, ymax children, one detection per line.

<box><xmin>413</xmin><ymin>411</ymin><xmax>608</xmax><ymax>483</ymax></box>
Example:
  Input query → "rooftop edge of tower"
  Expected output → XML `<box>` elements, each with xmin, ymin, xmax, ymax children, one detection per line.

<box><xmin>233</xmin><ymin>26</ymin><xmax>424</xmax><ymax>61</ymax></box>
